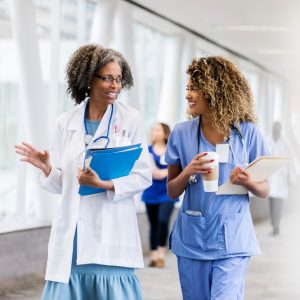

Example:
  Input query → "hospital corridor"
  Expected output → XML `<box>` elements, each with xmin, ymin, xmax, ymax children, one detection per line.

<box><xmin>1</xmin><ymin>0</ymin><xmax>300</xmax><ymax>299</ymax></box>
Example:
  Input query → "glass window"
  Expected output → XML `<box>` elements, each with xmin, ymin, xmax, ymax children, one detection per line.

<box><xmin>133</xmin><ymin>22</ymin><xmax>167</xmax><ymax>131</ymax></box>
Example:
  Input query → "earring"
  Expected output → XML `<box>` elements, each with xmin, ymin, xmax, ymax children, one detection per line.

<box><xmin>85</xmin><ymin>86</ymin><xmax>90</xmax><ymax>97</ymax></box>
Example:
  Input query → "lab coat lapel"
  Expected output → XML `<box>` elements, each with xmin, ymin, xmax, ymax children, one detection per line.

<box><xmin>66</xmin><ymin>103</ymin><xmax>86</xmax><ymax>157</ymax></box>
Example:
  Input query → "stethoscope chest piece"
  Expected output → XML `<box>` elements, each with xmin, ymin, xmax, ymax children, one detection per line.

<box><xmin>189</xmin><ymin>174</ymin><xmax>198</xmax><ymax>184</ymax></box>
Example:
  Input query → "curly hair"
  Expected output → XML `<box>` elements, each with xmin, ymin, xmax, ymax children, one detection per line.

<box><xmin>66</xmin><ymin>44</ymin><xmax>134</xmax><ymax>104</ymax></box>
<box><xmin>187</xmin><ymin>56</ymin><xmax>256</xmax><ymax>136</ymax></box>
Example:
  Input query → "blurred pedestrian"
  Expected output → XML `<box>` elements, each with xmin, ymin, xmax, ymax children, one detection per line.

<box><xmin>142</xmin><ymin>123</ymin><xmax>178</xmax><ymax>268</ymax></box>
<box><xmin>267</xmin><ymin>121</ymin><xmax>295</xmax><ymax>236</ymax></box>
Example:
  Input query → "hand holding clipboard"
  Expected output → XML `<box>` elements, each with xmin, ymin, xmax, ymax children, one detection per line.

<box><xmin>217</xmin><ymin>156</ymin><xmax>290</xmax><ymax>195</ymax></box>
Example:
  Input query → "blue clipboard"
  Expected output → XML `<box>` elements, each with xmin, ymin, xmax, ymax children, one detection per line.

<box><xmin>79</xmin><ymin>143</ymin><xmax>142</xmax><ymax>196</ymax></box>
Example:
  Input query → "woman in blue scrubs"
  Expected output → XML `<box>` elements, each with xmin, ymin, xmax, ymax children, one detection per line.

<box><xmin>165</xmin><ymin>56</ymin><xmax>269</xmax><ymax>300</ymax></box>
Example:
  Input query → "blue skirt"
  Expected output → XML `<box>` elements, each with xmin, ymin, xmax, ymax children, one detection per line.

<box><xmin>41</xmin><ymin>230</ymin><xmax>142</xmax><ymax>300</ymax></box>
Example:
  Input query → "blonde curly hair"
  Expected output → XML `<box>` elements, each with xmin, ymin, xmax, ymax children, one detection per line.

<box><xmin>187</xmin><ymin>56</ymin><xmax>256</xmax><ymax>136</ymax></box>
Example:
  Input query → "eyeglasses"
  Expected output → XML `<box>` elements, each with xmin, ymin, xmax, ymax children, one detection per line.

<box><xmin>94</xmin><ymin>74</ymin><xmax>124</xmax><ymax>85</ymax></box>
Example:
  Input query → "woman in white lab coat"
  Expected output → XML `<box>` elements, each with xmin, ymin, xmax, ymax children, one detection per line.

<box><xmin>15</xmin><ymin>45</ymin><xmax>152</xmax><ymax>300</ymax></box>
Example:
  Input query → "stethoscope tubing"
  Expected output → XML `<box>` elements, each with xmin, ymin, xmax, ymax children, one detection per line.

<box><xmin>82</xmin><ymin>102</ymin><xmax>114</xmax><ymax>170</ymax></box>
<box><xmin>84</xmin><ymin>101</ymin><xmax>114</xmax><ymax>148</ymax></box>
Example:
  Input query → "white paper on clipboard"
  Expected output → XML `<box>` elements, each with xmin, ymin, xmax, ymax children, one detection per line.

<box><xmin>216</xmin><ymin>156</ymin><xmax>290</xmax><ymax>195</ymax></box>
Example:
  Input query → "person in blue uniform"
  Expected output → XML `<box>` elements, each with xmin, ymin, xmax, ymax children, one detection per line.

<box><xmin>165</xmin><ymin>56</ymin><xmax>269</xmax><ymax>300</ymax></box>
<box><xmin>142</xmin><ymin>122</ymin><xmax>178</xmax><ymax>268</ymax></box>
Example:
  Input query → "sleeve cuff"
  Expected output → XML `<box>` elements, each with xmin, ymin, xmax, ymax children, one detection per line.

<box><xmin>39</xmin><ymin>167</ymin><xmax>62</xmax><ymax>192</ymax></box>
<box><xmin>106</xmin><ymin>178</ymin><xmax>133</xmax><ymax>202</ymax></box>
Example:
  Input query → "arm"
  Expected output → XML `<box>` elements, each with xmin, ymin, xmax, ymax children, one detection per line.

<box><xmin>167</xmin><ymin>152</ymin><xmax>212</xmax><ymax>199</ymax></box>
<box><xmin>149</xmin><ymin>154</ymin><xmax>168</xmax><ymax>180</ymax></box>
<box><xmin>230</xmin><ymin>167</ymin><xmax>269</xmax><ymax>198</ymax></box>
<box><xmin>153</xmin><ymin>168</ymin><xmax>168</xmax><ymax>180</ymax></box>
<box><xmin>15</xmin><ymin>113</ymin><xmax>63</xmax><ymax>194</ymax></box>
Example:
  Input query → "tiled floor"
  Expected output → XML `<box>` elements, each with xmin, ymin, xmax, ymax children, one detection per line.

<box><xmin>1</xmin><ymin>208</ymin><xmax>300</xmax><ymax>300</ymax></box>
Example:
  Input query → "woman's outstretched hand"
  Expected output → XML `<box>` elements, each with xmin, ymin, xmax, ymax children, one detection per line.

<box><xmin>15</xmin><ymin>142</ymin><xmax>51</xmax><ymax>176</ymax></box>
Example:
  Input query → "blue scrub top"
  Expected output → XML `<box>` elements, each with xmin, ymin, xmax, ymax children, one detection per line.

<box><xmin>142</xmin><ymin>145</ymin><xmax>178</xmax><ymax>204</ymax></box>
<box><xmin>165</xmin><ymin>117</ymin><xmax>269</xmax><ymax>260</ymax></box>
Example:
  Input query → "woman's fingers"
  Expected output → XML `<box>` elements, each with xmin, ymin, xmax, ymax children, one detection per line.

<box><xmin>196</xmin><ymin>152</ymin><xmax>208</xmax><ymax>159</ymax></box>
<box><xmin>22</xmin><ymin>142</ymin><xmax>37</xmax><ymax>152</ymax></box>
<box><xmin>15</xmin><ymin>145</ymin><xmax>31</xmax><ymax>154</ymax></box>
<box><xmin>15</xmin><ymin>149</ymin><xmax>29</xmax><ymax>157</ymax></box>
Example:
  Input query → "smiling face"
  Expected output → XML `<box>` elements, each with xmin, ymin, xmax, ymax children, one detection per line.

<box><xmin>89</xmin><ymin>60</ymin><xmax>122</xmax><ymax>106</ymax></box>
<box><xmin>186</xmin><ymin>78</ymin><xmax>210</xmax><ymax>117</ymax></box>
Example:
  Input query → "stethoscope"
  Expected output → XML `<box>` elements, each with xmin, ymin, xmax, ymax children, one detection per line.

<box><xmin>83</xmin><ymin>102</ymin><xmax>114</xmax><ymax>149</ymax></box>
<box><xmin>189</xmin><ymin>117</ymin><xmax>248</xmax><ymax>184</ymax></box>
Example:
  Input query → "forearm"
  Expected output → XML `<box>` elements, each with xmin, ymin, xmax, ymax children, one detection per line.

<box><xmin>167</xmin><ymin>169</ymin><xmax>190</xmax><ymax>199</ymax></box>
<box><xmin>246</xmin><ymin>179</ymin><xmax>269</xmax><ymax>198</ymax></box>
<box><xmin>152</xmin><ymin>168</ymin><xmax>167</xmax><ymax>180</ymax></box>
<box><xmin>96</xmin><ymin>180</ymin><xmax>115</xmax><ymax>191</ymax></box>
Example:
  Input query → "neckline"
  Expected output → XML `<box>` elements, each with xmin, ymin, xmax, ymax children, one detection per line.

<box><xmin>199</xmin><ymin>125</ymin><xmax>216</xmax><ymax>150</ymax></box>
<box><xmin>86</xmin><ymin>119</ymin><xmax>100</xmax><ymax>123</ymax></box>
<box><xmin>151</xmin><ymin>144</ymin><xmax>166</xmax><ymax>157</ymax></box>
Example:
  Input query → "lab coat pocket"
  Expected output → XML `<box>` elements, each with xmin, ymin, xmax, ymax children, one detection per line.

<box><xmin>102</xmin><ymin>200</ymin><xmax>137</xmax><ymax>247</ymax></box>
<box><xmin>223</xmin><ymin>212</ymin><xmax>256</xmax><ymax>254</ymax></box>
<box><xmin>48</xmin><ymin>218</ymin><xmax>65</xmax><ymax>257</ymax></box>
<box><xmin>181</xmin><ymin>211</ymin><xmax>206</xmax><ymax>250</ymax></box>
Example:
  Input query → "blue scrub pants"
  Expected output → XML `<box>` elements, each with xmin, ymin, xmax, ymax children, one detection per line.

<box><xmin>177</xmin><ymin>256</ymin><xmax>250</xmax><ymax>300</ymax></box>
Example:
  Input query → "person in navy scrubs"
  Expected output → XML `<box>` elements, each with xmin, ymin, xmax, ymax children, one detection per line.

<box><xmin>165</xmin><ymin>56</ymin><xmax>269</xmax><ymax>300</ymax></box>
<box><xmin>142</xmin><ymin>123</ymin><xmax>178</xmax><ymax>268</ymax></box>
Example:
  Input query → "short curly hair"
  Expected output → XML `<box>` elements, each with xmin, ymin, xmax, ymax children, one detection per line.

<box><xmin>66</xmin><ymin>44</ymin><xmax>134</xmax><ymax>104</ymax></box>
<box><xmin>187</xmin><ymin>56</ymin><xmax>256</xmax><ymax>136</ymax></box>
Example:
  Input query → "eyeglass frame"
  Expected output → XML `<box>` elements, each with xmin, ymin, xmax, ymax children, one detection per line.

<box><xmin>94</xmin><ymin>74</ymin><xmax>124</xmax><ymax>85</ymax></box>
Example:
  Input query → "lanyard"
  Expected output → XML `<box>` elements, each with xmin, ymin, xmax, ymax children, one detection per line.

<box><xmin>84</xmin><ymin>102</ymin><xmax>114</xmax><ymax>149</ymax></box>
<box><xmin>190</xmin><ymin>117</ymin><xmax>248</xmax><ymax>184</ymax></box>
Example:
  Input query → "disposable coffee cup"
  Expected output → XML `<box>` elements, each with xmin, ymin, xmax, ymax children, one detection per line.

<box><xmin>202</xmin><ymin>152</ymin><xmax>219</xmax><ymax>192</ymax></box>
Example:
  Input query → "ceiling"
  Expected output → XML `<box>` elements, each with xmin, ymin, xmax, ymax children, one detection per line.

<box><xmin>131</xmin><ymin>0</ymin><xmax>300</xmax><ymax>83</ymax></box>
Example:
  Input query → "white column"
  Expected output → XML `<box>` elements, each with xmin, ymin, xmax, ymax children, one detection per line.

<box><xmin>179</xmin><ymin>34</ymin><xmax>196</xmax><ymax>122</ymax></box>
<box><xmin>89</xmin><ymin>0</ymin><xmax>117</xmax><ymax>46</ymax></box>
<box><xmin>114</xmin><ymin>1</ymin><xmax>142</xmax><ymax>111</ymax></box>
<box><xmin>49</xmin><ymin>0</ymin><xmax>61</xmax><ymax>125</ymax></box>
<box><xmin>10</xmin><ymin>0</ymin><xmax>56</xmax><ymax>223</ymax></box>
<box><xmin>77</xmin><ymin>0</ymin><xmax>87</xmax><ymax>45</ymax></box>
<box><xmin>157</xmin><ymin>35</ymin><xmax>184</xmax><ymax>127</ymax></box>
<box><xmin>256</xmin><ymin>72</ymin><xmax>271</xmax><ymax>135</ymax></box>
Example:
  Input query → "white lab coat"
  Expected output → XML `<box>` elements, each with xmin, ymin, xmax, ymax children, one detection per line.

<box><xmin>40</xmin><ymin>100</ymin><xmax>152</xmax><ymax>283</ymax></box>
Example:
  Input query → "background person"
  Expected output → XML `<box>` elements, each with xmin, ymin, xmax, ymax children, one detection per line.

<box><xmin>15</xmin><ymin>44</ymin><xmax>151</xmax><ymax>300</ymax></box>
<box><xmin>142</xmin><ymin>122</ymin><xmax>178</xmax><ymax>268</ymax></box>
<box><xmin>165</xmin><ymin>56</ymin><xmax>269</xmax><ymax>300</ymax></box>
<box><xmin>267</xmin><ymin>121</ymin><xmax>296</xmax><ymax>236</ymax></box>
